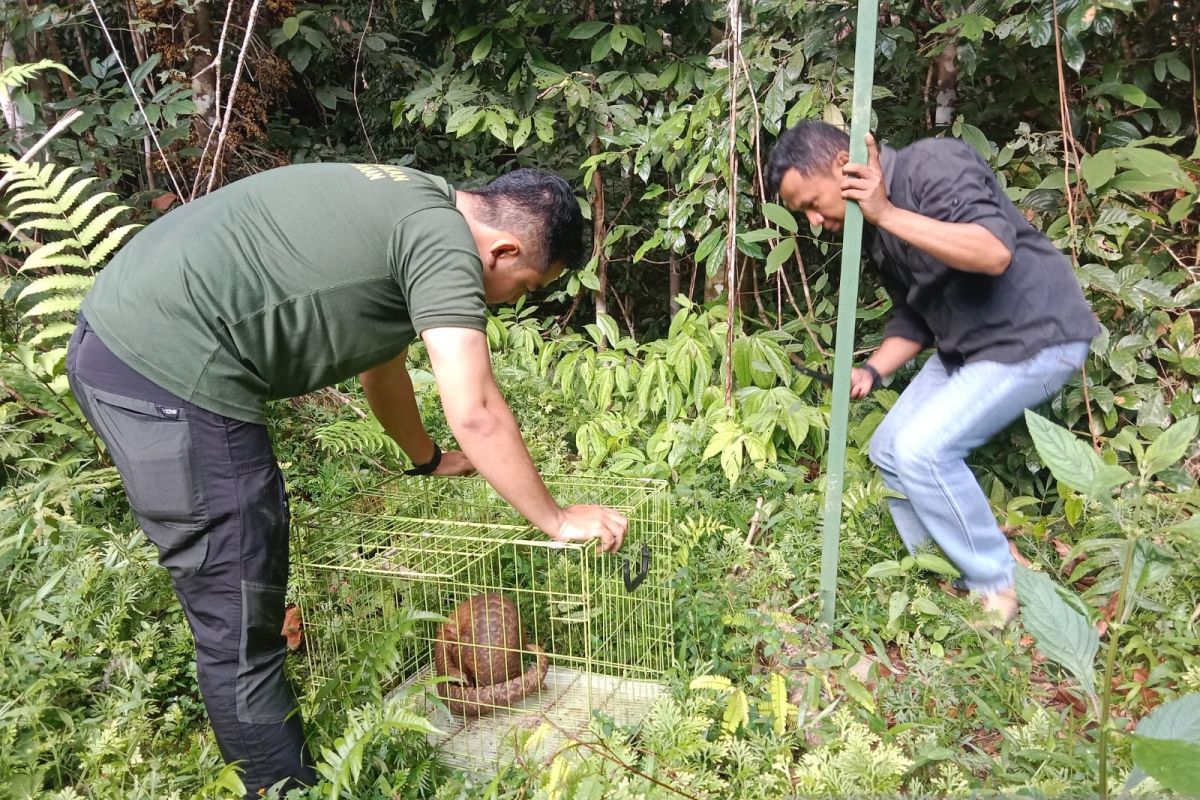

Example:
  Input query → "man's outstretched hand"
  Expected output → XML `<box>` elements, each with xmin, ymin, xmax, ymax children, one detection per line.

<box><xmin>548</xmin><ymin>505</ymin><xmax>628</xmax><ymax>553</ymax></box>
<box><xmin>432</xmin><ymin>449</ymin><xmax>476</xmax><ymax>477</ymax></box>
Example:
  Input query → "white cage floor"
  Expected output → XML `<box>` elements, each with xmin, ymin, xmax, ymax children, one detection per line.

<box><xmin>395</xmin><ymin>665</ymin><xmax>666</xmax><ymax>773</ymax></box>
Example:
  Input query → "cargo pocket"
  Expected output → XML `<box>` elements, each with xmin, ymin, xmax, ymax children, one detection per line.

<box><xmin>86</xmin><ymin>385</ymin><xmax>211</xmax><ymax>577</ymax></box>
<box><xmin>238</xmin><ymin>580</ymin><xmax>295</xmax><ymax>724</ymax></box>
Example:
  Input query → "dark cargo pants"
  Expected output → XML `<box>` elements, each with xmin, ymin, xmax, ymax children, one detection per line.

<box><xmin>66</xmin><ymin>316</ymin><xmax>316</xmax><ymax>797</ymax></box>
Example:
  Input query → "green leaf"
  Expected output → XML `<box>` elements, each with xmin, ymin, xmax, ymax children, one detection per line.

<box><xmin>1168</xmin><ymin>195</ymin><xmax>1195</xmax><ymax>224</ymax></box>
<box><xmin>590</xmin><ymin>31</ymin><xmax>613</xmax><ymax>63</ymax></box>
<box><xmin>765</xmin><ymin>239</ymin><xmax>794</xmax><ymax>276</ymax></box>
<box><xmin>1024</xmin><ymin>410</ymin><xmax>1131</xmax><ymax>499</ymax></box>
<box><xmin>1142</xmin><ymin>417</ymin><xmax>1198</xmax><ymax>477</ymax></box>
<box><xmin>1121</xmin><ymin>147</ymin><xmax>1188</xmax><ymax>182</ymax></box>
<box><xmin>471</xmin><ymin>32</ymin><xmax>493</xmax><ymax>63</ymax></box>
<box><xmin>1014</xmin><ymin>566</ymin><xmax>1098</xmax><ymax>696</ymax></box>
<box><xmin>568</xmin><ymin>20</ymin><xmax>608</xmax><ymax>39</ymax></box>
<box><xmin>1081</xmin><ymin>150</ymin><xmax>1117</xmax><ymax>189</ymax></box>
<box><xmin>762</xmin><ymin>202</ymin><xmax>797</xmax><ymax>233</ymax></box>
<box><xmin>690</xmin><ymin>674</ymin><xmax>733</xmax><ymax>693</ymax></box>
<box><xmin>913</xmin><ymin>552</ymin><xmax>961</xmax><ymax>578</ymax></box>
<box><xmin>282</xmin><ymin>16</ymin><xmax>300</xmax><ymax>40</ymax></box>
<box><xmin>864</xmin><ymin>559</ymin><xmax>904</xmax><ymax>579</ymax></box>
<box><xmin>957</xmin><ymin>123</ymin><xmax>991</xmax><ymax>158</ymax></box>
<box><xmin>1130</xmin><ymin>736</ymin><xmax>1200</xmax><ymax>796</ymax></box>
<box><xmin>1061</xmin><ymin>30</ymin><xmax>1085</xmax><ymax>72</ymax></box>
<box><xmin>722</xmin><ymin>689</ymin><xmax>749</xmax><ymax>733</ymax></box>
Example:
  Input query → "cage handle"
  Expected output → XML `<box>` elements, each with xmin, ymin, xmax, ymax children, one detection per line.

<box><xmin>622</xmin><ymin>543</ymin><xmax>650</xmax><ymax>592</ymax></box>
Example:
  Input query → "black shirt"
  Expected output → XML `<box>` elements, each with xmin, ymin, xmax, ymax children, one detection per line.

<box><xmin>869</xmin><ymin>138</ymin><xmax>1100</xmax><ymax>367</ymax></box>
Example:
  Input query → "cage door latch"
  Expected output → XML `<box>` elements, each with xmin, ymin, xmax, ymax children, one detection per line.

<box><xmin>622</xmin><ymin>543</ymin><xmax>650</xmax><ymax>592</ymax></box>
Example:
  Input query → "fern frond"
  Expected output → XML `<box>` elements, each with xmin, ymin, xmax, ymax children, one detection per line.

<box><xmin>45</xmin><ymin>166</ymin><xmax>81</xmax><ymax>201</ymax></box>
<box><xmin>88</xmin><ymin>224</ymin><xmax>140</xmax><ymax>264</ymax></box>
<box><xmin>60</xmin><ymin>178</ymin><xmax>102</xmax><ymax>217</ymax></box>
<box><xmin>20</xmin><ymin>240</ymin><xmax>84</xmax><ymax>273</ymax></box>
<box><xmin>0</xmin><ymin>59</ymin><xmax>73</xmax><ymax>92</ymax></box>
<box><xmin>8</xmin><ymin>201</ymin><xmax>67</xmax><ymax>217</ymax></box>
<box><xmin>7</xmin><ymin>187</ymin><xmax>54</xmax><ymax>205</ymax></box>
<box><xmin>18</xmin><ymin>273</ymin><xmax>94</xmax><ymax>303</ymax></box>
<box><xmin>11</xmin><ymin>217</ymin><xmax>76</xmax><ymax>235</ymax></box>
<box><xmin>77</xmin><ymin>206</ymin><xmax>131</xmax><ymax>248</ymax></box>
<box><xmin>23</xmin><ymin>293</ymin><xmax>85</xmax><ymax>319</ymax></box>
<box><xmin>66</xmin><ymin>189</ymin><xmax>115</xmax><ymax>229</ymax></box>
<box><xmin>28</xmin><ymin>321</ymin><xmax>76</xmax><ymax>348</ymax></box>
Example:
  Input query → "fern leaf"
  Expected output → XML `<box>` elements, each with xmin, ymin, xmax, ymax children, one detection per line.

<box><xmin>28</xmin><ymin>321</ymin><xmax>76</xmax><ymax>348</ymax></box>
<box><xmin>59</xmin><ymin>177</ymin><xmax>102</xmax><ymax>216</ymax></box>
<box><xmin>23</xmin><ymin>293</ymin><xmax>85</xmax><ymax>319</ymax></box>
<box><xmin>18</xmin><ymin>273</ymin><xmax>94</xmax><ymax>303</ymax></box>
<box><xmin>76</xmin><ymin>205</ymin><xmax>131</xmax><ymax>248</ymax></box>
<box><xmin>8</xmin><ymin>201</ymin><xmax>67</xmax><ymax>218</ymax></box>
<box><xmin>20</xmin><ymin>240</ymin><xmax>84</xmax><ymax>273</ymax></box>
<box><xmin>45</xmin><ymin>166</ymin><xmax>80</xmax><ymax>201</ymax></box>
<box><xmin>11</xmin><ymin>217</ymin><xmax>76</xmax><ymax>235</ymax></box>
<box><xmin>65</xmin><ymin>189</ymin><xmax>115</xmax><ymax>230</ymax></box>
<box><xmin>6</xmin><ymin>187</ymin><xmax>54</xmax><ymax>205</ymax></box>
<box><xmin>23</xmin><ymin>250</ymin><xmax>91</xmax><ymax>273</ymax></box>
<box><xmin>88</xmin><ymin>224</ymin><xmax>140</xmax><ymax>264</ymax></box>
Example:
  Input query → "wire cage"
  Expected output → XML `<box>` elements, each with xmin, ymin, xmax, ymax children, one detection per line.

<box><xmin>292</xmin><ymin>472</ymin><xmax>673</xmax><ymax>772</ymax></box>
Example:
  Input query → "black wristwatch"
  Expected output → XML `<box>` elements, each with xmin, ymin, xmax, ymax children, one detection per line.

<box><xmin>404</xmin><ymin>442</ymin><xmax>442</xmax><ymax>476</ymax></box>
<box><xmin>861</xmin><ymin>363</ymin><xmax>882</xmax><ymax>391</ymax></box>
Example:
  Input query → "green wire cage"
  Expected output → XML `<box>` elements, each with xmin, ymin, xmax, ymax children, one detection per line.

<box><xmin>292</xmin><ymin>472</ymin><xmax>673</xmax><ymax>771</ymax></box>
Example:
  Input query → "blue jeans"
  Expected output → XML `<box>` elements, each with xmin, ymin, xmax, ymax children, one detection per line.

<box><xmin>869</xmin><ymin>341</ymin><xmax>1090</xmax><ymax>592</ymax></box>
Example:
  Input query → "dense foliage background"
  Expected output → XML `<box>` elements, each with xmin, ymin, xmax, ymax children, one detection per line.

<box><xmin>1</xmin><ymin>1</ymin><xmax>1198</xmax><ymax>798</ymax></box>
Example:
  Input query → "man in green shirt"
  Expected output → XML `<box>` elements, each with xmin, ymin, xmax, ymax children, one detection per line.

<box><xmin>66</xmin><ymin>165</ymin><xmax>627</xmax><ymax>795</ymax></box>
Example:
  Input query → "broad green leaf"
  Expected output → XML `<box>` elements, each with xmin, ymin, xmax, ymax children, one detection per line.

<box><xmin>1142</xmin><ymin>417</ymin><xmax>1198</xmax><ymax>477</ymax></box>
<box><xmin>765</xmin><ymin>239</ymin><xmax>794</xmax><ymax>276</ymax></box>
<box><xmin>1062</xmin><ymin>30</ymin><xmax>1085</xmax><ymax>72</ymax></box>
<box><xmin>864</xmin><ymin>559</ymin><xmax>904</xmax><ymax>579</ymax></box>
<box><xmin>590</xmin><ymin>31</ymin><xmax>613</xmax><ymax>62</ymax></box>
<box><xmin>1080</xmin><ymin>150</ymin><xmax>1117</xmax><ymax>189</ymax></box>
<box><xmin>1130</xmin><ymin>736</ymin><xmax>1200</xmax><ymax>796</ymax></box>
<box><xmin>1024</xmin><ymin>410</ymin><xmax>1131</xmax><ymax>499</ymax></box>
<box><xmin>1168</xmin><ymin>195</ymin><xmax>1196</xmax><ymax>225</ymax></box>
<box><xmin>568</xmin><ymin>20</ymin><xmax>608</xmax><ymax>39</ymax></box>
<box><xmin>762</xmin><ymin>202</ymin><xmax>798</xmax><ymax>233</ymax></box>
<box><xmin>1015</xmin><ymin>566</ymin><xmax>1098</xmax><ymax>696</ymax></box>
<box><xmin>282</xmin><ymin>16</ymin><xmax>300</xmax><ymax>40</ymax></box>
<box><xmin>957</xmin><ymin>123</ymin><xmax>991</xmax><ymax>158</ymax></box>
<box><xmin>1121</xmin><ymin>147</ymin><xmax>1188</xmax><ymax>182</ymax></box>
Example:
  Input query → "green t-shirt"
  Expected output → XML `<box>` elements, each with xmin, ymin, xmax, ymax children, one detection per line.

<box><xmin>82</xmin><ymin>163</ymin><xmax>486</xmax><ymax>423</ymax></box>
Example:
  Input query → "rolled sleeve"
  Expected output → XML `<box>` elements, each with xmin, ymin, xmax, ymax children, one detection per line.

<box><xmin>913</xmin><ymin>141</ymin><xmax>1016</xmax><ymax>255</ymax></box>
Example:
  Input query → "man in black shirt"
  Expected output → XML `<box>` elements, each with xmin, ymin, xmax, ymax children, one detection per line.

<box><xmin>767</xmin><ymin>121</ymin><xmax>1099</xmax><ymax>626</ymax></box>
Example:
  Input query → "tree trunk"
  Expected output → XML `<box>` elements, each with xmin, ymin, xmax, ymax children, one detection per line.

<box><xmin>589</xmin><ymin>137</ymin><xmax>608</xmax><ymax>334</ymax></box>
<box><xmin>933</xmin><ymin>42</ymin><xmax>957</xmax><ymax>127</ymax></box>
<box><xmin>0</xmin><ymin>40</ymin><xmax>32</xmax><ymax>142</ymax></box>
<box><xmin>189</xmin><ymin>2</ymin><xmax>218</xmax><ymax>143</ymax></box>
<box><xmin>668</xmin><ymin>253</ymin><xmax>680</xmax><ymax>316</ymax></box>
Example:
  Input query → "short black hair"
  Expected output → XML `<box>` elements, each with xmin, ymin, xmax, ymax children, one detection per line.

<box><xmin>766</xmin><ymin>121</ymin><xmax>850</xmax><ymax>194</ymax></box>
<box><xmin>467</xmin><ymin>168</ymin><xmax>584</xmax><ymax>272</ymax></box>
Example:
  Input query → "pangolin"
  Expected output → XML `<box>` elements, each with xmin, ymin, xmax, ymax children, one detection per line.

<box><xmin>433</xmin><ymin>592</ymin><xmax>549</xmax><ymax>717</ymax></box>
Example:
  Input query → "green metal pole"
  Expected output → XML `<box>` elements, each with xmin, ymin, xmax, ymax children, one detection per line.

<box><xmin>818</xmin><ymin>0</ymin><xmax>879</xmax><ymax>626</ymax></box>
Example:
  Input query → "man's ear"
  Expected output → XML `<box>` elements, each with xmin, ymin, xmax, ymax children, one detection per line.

<box><xmin>834</xmin><ymin>150</ymin><xmax>850</xmax><ymax>170</ymax></box>
<box><xmin>489</xmin><ymin>238</ymin><xmax>520</xmax><ymax>264</ymax></box>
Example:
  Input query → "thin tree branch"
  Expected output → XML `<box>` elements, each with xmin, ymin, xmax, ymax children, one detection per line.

<box><xmin>353</xmin><ymin>0</ymin><xmax>379</xmax><ymax>163</ymax></box>
<box><xmin>206</xmin><ymin>0</ymin><xmax>263</xmax><ymax>194</ymax></box>
<box><xmin>85</xmin><ymin>0</ymin><xmax>189</xmax><ymax>202</ymax></box>
<box><xmin>0</xmin><ymin>108</ymin><xmax>84</xmax><ymax>192</ymax></box>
